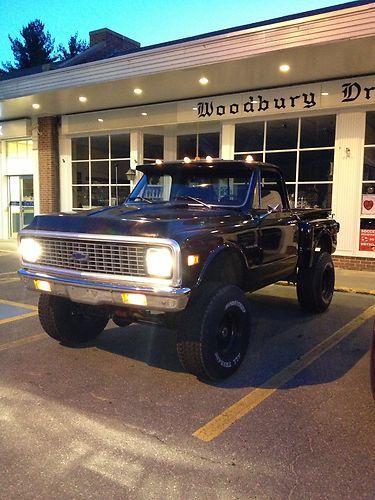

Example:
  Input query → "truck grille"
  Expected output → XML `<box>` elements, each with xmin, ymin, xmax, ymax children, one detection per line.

<box><xmin>36</xmin><ymin>237</ymin><xmax>146</xmax><ymax>276</ymax></box>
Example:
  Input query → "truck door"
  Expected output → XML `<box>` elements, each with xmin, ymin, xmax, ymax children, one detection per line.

<box><xmin>254</xmin><ymin>168</ymin><xmax>299</xmax><ymax>282</ymax></box>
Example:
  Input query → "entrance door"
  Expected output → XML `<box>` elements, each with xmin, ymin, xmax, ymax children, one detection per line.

<box><xmin>9</xmin><ymin>176</ymin><xmax>34</xmax><ymax>238</ymax></box>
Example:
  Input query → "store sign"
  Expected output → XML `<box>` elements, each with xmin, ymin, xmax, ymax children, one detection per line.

<box><xmin>360</xmin><ymin>229</ymin><xmax>375</xmax><ymax>252</ymax></box>
<box><xmin>177</xmin><ymin>74</ymin><xmax>375</xmax><ymax>122</ymax></box>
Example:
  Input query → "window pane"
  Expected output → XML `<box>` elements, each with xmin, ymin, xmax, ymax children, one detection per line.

<box><xmin>91</xmin><ymin>186</ymin><xmax>109</xmax><ymax>206</ymax></box>
<box><xmin>364</xmin><ymin>147</ymin><xmax>375</xmax><ymax>181</ymax></box>
<box><xmin>72</xmin><ymin>137</ymin><xmax>89</xmax><ymax>160</ymax></box>
<box><xmin>198</xmin><ymin>132</ymin><xmax>220</xmax><ymax>158</ymax></box>
<box><xmin>91</xmin><ymin>161</ymin><xmax>109</xmax><ymax>184</ymax></box>
<box><xmin>286</xmin><ymin>184</ymin><xmax>297</xmax><ymax>208</ymax></box>
<box><xmin>300</xmin><ymin>115</ymin><xmax>336</xmax><ymax>148</ymax></box>
<box><xmin>111</xmin><ymin>160</ymin><xmax>131</xmax><ymax>184</ymax></box>
<box><xmin>235</xmin><ymin>152</ymin><xmax>263</xmax><ymax>162</ymax></box>
<box><xmin>72</xmin><ymin>162</ymin><xmax>89</xmax><ymax>184</ymax></box>
<box><xmin>266</xmin><ymin>119</ymin><xmax>298</xmax><ymax>150</ymax></box>
<box><xmin>363</xmin><ymin>183</ymin><xmax>375</xmax><ymax>195</ymax></box>
<box><xmin>91</xmin><ymin>136</ymin><xmax>109</xmax><ymax>159</ymax></box>
<box><xmin>111</xmin><ymin>134</ymin><xmax>130</xmax><ymax>158</ymax></box>
<box><xmin>144</xmin><ymin>134</ymin><xmax>164</xmax><ymax>159</ymax></box>
<box><xmin>177</xmin><ymin>134</ymin><xmax>196</xmax><ymax>159</ymax></box>
<box><xmin>265</xmin><ymin>151</ymin><xmax>297</xmax><ymax>182</ymax></box>
<box><xmin>299</xmin><ymin>150</ymin><xmax>334</xmax><ymax>182</ymax></box>
<box><xmin>235</xmin><ymin>122</ymin><xmax>264</xmax><ymax>152</ymax></box>
<box><xmin>72</xmin><ymin>186</ymin><xmax>89</xmax><ymax>209</ymax></box>
<box><xmin>297</xmin><ymin>184</ymin><xmax>332</xmax><ymax>209</ymax></box>
<box><xmin>111</xmin><ymin>186</ymin><xmax>131</xmax><ymax>205</ymax></box>
<box><xmin>365</xmin><ymin>111</ymin><xmax>375</xmax><ymax>145</ymax></box>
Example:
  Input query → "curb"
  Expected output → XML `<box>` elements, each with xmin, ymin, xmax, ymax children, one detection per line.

<box><xmin>277</xmin><ymin>281</ymin><xmax>375</xmax><ymax>297</ymax></box>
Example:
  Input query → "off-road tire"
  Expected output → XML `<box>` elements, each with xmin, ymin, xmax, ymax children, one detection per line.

<box><xmin>38</xmin><ymin>294</ymin><xmax>108</xmax><ymax>344</ymax></box>
<box><xmin>176</xmin><ymin>282</ymin><xmax>251</xmax><ymax>380</ymax></box>
<box><xmin>297</xmin><ymin>251</ymin><xmax>335</xmax><ymax>313</ymax></box>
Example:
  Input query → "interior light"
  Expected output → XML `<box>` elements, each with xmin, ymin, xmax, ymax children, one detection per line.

<box><xmin>279</xmin><ymin>64</ymin><xmax>290</xmax><ymax>73</ymax></box>
<box><xmin>79</xmin><ymin>96</ymin><xmax>87</xmax><ymax>102</ymax></box>
<box><xmin>32</xmin><ymin>103</ymin><xmax>40</xmax><ymax>110</ymax></box>
<box><xmin>134</xmin><ymin>88</ymin><xmax>143</xmax><ymax>95</ymax></box>
<box><xmin>245</xmin><ymin>155</ymin><xmax>254</xmax><ymax>163</ymax></box>
<box><xmin>199</xmin><ymin>77</ymin><xmax>209</xmax><ymax>85</ymax></box>
<box><xmin>183</xmin><ymin>157</ymin><xmax>191</xmax><ymax>163</ymax></box>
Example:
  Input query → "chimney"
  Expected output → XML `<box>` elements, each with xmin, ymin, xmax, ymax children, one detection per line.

<box><xmin>89</xmin><ymin>28</ymin><xmax>140</xmax><ymax>51</ymax></box>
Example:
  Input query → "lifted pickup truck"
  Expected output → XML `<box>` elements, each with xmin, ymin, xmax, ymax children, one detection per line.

<box><xmin>19</xmin><ymin>159</ymin><xmax>339</xmax><ymax>380</ymax></box>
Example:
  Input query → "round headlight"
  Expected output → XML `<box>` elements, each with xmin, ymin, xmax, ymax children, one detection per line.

<box><xmin>146</xmin><ymin>247</ymin><xmax>173</xmax><ymax>278</ymax></box>
<box><xmin>19</xmin><ymin>238</ymin><xmax>42</xmax><ymax>263</ymax></box>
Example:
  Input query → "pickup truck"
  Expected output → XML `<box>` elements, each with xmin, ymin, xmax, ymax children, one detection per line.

<box><xmin>18</xmin><ymin>159</ymin><xmax>340</xmax><ymax>380</ymax></box>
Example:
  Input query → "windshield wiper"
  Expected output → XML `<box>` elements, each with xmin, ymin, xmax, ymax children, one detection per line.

<box><xmin>174</xmin><ymin>195</ymin><xmax>213</xmax><ymax>209</ymax></box>
<box><xmin>128</xmin><ymin>196</ymin><xmax>153</xmax><ymax>204</ymax></box>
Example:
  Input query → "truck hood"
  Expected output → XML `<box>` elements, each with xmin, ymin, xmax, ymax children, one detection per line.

<box><xmin>24</xmin><ymin>203</ymin><xmax>246</xmax><ymax>242</ymax></box>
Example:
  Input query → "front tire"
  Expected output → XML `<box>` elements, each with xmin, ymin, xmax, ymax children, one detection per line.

<box><xmin>38</xmin><ymin>294</ymin><xmax>109</xmax><ymax>344</ymax></box>
<box><xmin>297</xmin><ymin>252</ymin><xmax>335</xmax><ymax>313</ymax></box>
<box><xmin>176</xmin><ymin>283</ymin><xmax>251</xmax><ymax>380</ymax></box>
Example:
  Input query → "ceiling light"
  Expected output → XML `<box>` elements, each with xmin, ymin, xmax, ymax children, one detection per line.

<box><xmin>134</xmin><ymin>88</ymin><xmax>143</xmax><ymax>95</ymax></box>
<box><xmin>193</xmin><ymin>107</ymin><xmax>198</xmax><ymax>111</ymax></box>
<box><xmin>321</xmin><ymin>92</ymin><xmax>329</xmax><ymax>96</ymax></box>
<box><xmin>141</xmin><ymin>112</ymin><xmax>148</xmax><ymax>116</ymax></box>
<box><xmin>79</xmin><ymin>96</ymin><xmax>87</xmax><ymax>102</ymax></box>
<box><xmin>32</xmin><ymin>103</ymin><xmax>40</xmax><ymax>109</ymax></box>
<box><xmin>97</xmin><ymin>118</ymin><xmax>104</xmax><ymax>122</ymax></box>
<box><xmin>279</xmin><ymin>64</ymin><xmax>290</xmax><ymax>73</ymax></box>
<box><xmin>199</xmin><ymin>77</ymin><xmax>209</xmax><ymax>85</ymax></box>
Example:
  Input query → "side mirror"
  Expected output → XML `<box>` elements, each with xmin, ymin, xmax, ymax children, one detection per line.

<box><xmin>256</xmin><ymin>203</ymin><xmax>282</xmax><ymax>221</ymax></box>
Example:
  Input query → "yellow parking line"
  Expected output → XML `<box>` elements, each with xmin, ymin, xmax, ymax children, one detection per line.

<box><xmin>0</xmin><ymin>298</ymin><xmax>38</xmax><ymax>310</ymax></box>
<box><xmin>0</xmin><ymin>311</ymin><xmax>38</xmax><ymax>325</ymax></box>
<box><xmin>193</xmin><ymin>303</ymin><xmax>375</xmax><ymax>442</ymax></box>
<box><xmin>0</xmin><ymin>278</ymin><xmax>19</xmax><ymax>284</ymax></box>
<box><xmin>0</xmin><ymin>333</ymin><xmax>45</xmax><ymax>352</ymax></box>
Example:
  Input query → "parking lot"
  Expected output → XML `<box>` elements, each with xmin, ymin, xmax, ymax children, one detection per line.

<box><xmin>1</xmin><ymin>246</ymin><xmax>374</xmax><ymax>499</ymax></box>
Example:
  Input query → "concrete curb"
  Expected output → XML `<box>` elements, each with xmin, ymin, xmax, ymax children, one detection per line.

<box><xmin>277</xmin><ymin>281</ymin><xmax>375</xmax><ymax>297</ymax></box>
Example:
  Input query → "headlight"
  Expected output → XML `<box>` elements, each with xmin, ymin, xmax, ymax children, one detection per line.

<box><xmin>19</xmin><ymin>238</ymin><xmax>42</xmax><ymax>263</ymax></box>
<box><xmin>146</xmin><ymin>247</ymin><xmax>173</xmax><ymax>278</ymax></box>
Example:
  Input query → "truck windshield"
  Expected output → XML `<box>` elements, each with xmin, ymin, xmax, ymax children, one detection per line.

<box><xmin>128</xmin><ymin>170</ymin><xmax>253</xmax><ymax>207</ymax></box>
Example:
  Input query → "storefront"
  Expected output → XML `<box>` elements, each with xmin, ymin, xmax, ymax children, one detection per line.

<box><xmin>0</xmin><ymin>1</ymin><xmax>374</xmax><ymax>269</ymax></box>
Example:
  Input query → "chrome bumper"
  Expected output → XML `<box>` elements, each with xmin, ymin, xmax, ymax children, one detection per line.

<box><xmin>19</xmin><ymin>268</ymin><xmax>191</xmax><ymax>312</ymax></box>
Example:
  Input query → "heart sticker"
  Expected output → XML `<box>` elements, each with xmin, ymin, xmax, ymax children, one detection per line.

<box><xmin>363</xmin><ymin>200</ymin><xmax>374</xmax><ymax>211</ymax></box>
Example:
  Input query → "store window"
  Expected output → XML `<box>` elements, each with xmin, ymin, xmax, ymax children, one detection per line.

<box><xmin>360</xmin><ymin>111</ymin><xmax>375</xmax><ymax>252</ymax></box>
<box><xmin>144</xmin><ymin>134</ymin><xmax>164</xmax><ymax>163</ymax></box>
<box><xmin>71</xmin><ymin>134</ymin><xmax>131</xmax><ymax>209</ymax></box>
<box><xmin>177</xmin><ymin>132</ymin><xmax>219</xmax><ymax>159</ymax></box>
<box><xmin>234</xmin><ymin>115</ymin><xmax>335</xmax><ymax>208</ymax></box>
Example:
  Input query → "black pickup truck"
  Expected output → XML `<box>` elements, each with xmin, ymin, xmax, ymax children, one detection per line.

<box><xmin>18</xmin><ymin>159</ymin><xmax>339</xmax><ymax>380</ymax></box>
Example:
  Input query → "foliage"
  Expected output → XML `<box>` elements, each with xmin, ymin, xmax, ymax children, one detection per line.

<box><xmin>57</xmin><ymin>33</ymin><xmax>89</xmax><ymax>61</ymax></box>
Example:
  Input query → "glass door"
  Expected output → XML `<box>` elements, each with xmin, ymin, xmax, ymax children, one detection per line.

<box><xmin>9</xmin><ymin>176</ymin><xmax>34</xmax><ymax>238</ymax></box>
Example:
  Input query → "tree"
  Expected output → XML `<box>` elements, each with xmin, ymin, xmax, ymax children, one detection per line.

<box><xmin>57</xmin><ymin>33</ymin><xmax>89</xmax><ymax>61</ymax></box>
<box><xmin>3</xmin><ymin>19</ymin><xmax>55</xmax><ymax>72</ymax></box>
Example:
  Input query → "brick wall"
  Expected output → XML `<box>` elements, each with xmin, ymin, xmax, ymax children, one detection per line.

<box><xmin>333</xmin><ymin>255</ymin><xmax>375</xmax><ymax>271</ymax></box>
<box><xmin>38</xmin><ymin>116</ymin><xmax>59</xmax><ymax>214</ymax></box>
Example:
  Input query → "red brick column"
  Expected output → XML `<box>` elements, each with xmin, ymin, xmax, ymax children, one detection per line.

<box><xmin>38</xmin><ymin>116</ymin><xmax>60</xmax><ymax>214</ymax></box>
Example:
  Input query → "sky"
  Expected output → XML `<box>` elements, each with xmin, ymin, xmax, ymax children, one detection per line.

<box><xmin>0</xmin><ymin>0</ymin><xmax>357</xmax><ymax>65</ymax></box>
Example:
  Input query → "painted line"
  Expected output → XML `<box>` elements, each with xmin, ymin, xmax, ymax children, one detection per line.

<box><xmin>193</xmin><ymin>303</ymin><xmax>375</xmax><ymax>442</ymax></box>
<box><xmin>0</xmin><ymin>272</ymin><xmax>17</xmax><ymax>276</ymax></box>
<box><xmin>0</xmin><ymin>333</ymin><xmax>45</xmax><ymax>352</ymax></box>
<box><xmin>0</xmin><ymin>278</ymin><xmax>19</xmax><ymax>284</ymax></box>
<box><xmin>0</xmin><ymin>298</ymin><xmax>38</xmax><ymax>311</ymax></box>
<box><xmin>0</xmin><ymin>311</ymin><xmax>38</xmax><ymax>325</ymax></box>
<box><xmin>0</xmin><ymin>249</ymin><xmax>17</xmax><ymax>254</ymax></box>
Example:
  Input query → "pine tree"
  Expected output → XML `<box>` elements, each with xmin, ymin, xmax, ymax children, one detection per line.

<box><xmin>3</xmin><ymin>19</ymin><xmax>55</xmax><ymax>72</ymax></box>
<box><xmin>57</xmin><ymin>33</ymin><xmax>89</xmax><ymax>61</ymax></box>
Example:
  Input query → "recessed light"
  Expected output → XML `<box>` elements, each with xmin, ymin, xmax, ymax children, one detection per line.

<box><xmin>32</xmin><ymin>103</ymin><xmax>40</xmax><ymax>109</ymax></box>
<box><xmin>279</xmin><ymin>64</ymin><xmax>290</xmax><ymax>73</ymax></box>
<box><xmin>193</xmin><ymin>107</ymin><xmax>198</xmax><ymax>111</ymax></box>
<box><xmin>321</xmin><ymin>92</ymin><xmax>329</xmax><ymax>96</ymax></box>
<box><xmin>199</xmin><ymin>77</ymin><xmax>209</xmax><ymax>85</ymax></box>
<box><xmin>134</xmin><ymin>88</ymin><xmax>143</xmax><ymax>95</ymax></box>
<box><xmin>79</xmin><ymin>96</ymin><xmax>87</xmax><ymax>102</ymax></box>
<box><xmin>97</xmin><ymin>118</ymin><xmax>104</xmax><ymax>122</ymax></box>
<box><xmin>141</xmin><ymin>112</ymin><xmax>148</xmax><ymax>116</ymax></box>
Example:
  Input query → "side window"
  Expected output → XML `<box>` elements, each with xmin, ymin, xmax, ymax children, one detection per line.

<box><xmin>259</xmin><ymin>170</ymin><xmax>285</xmax><ymax>210</ymax></box>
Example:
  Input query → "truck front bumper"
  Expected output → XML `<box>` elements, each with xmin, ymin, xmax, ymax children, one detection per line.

<box><xmin>19</xmin><ymin>268</ymin><xmax>191</xmax><ymax>312</ymax></box>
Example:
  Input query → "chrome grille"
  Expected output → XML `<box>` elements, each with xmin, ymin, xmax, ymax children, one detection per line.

<box><xmin>36</xmin><ymin>238</ymin><xmax>146</xmax><ymax>276</ymax></box>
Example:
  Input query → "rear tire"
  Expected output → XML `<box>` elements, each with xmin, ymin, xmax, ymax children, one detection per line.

<box><xmin>297</xmin><ymin>252</ymin><xmax>335</xmax><ymax>313</ymax></box>
<box><xmin>38</xmin><ymin>294</ymin><xmax>108</xmax><ymax>344</ymax></box>
<box><xmin>176</xmin><ymin>283</ymin><xmax>251</xmax><ymax>380</ymax></box>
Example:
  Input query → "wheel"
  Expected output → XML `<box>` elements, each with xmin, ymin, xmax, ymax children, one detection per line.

<box><xmin>296</xmin><ymin>251</ymin><xmax>335</xmax><ymax>313</ymax></box>
<box><xmin>176</xmin><ymin>283</ymin><xmax>251</xmax><ymax>380</ymax></box>
<box><xmin>38</xmin><ymin>294</ymin><xmax>109</xmax><ymax>344</ymax></box>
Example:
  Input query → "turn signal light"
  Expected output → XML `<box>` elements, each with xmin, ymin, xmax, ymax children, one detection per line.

<box><xmin>34</xmin><ymin>280</ymin><xmax>51</xmax><ymax>292</ymax></box>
